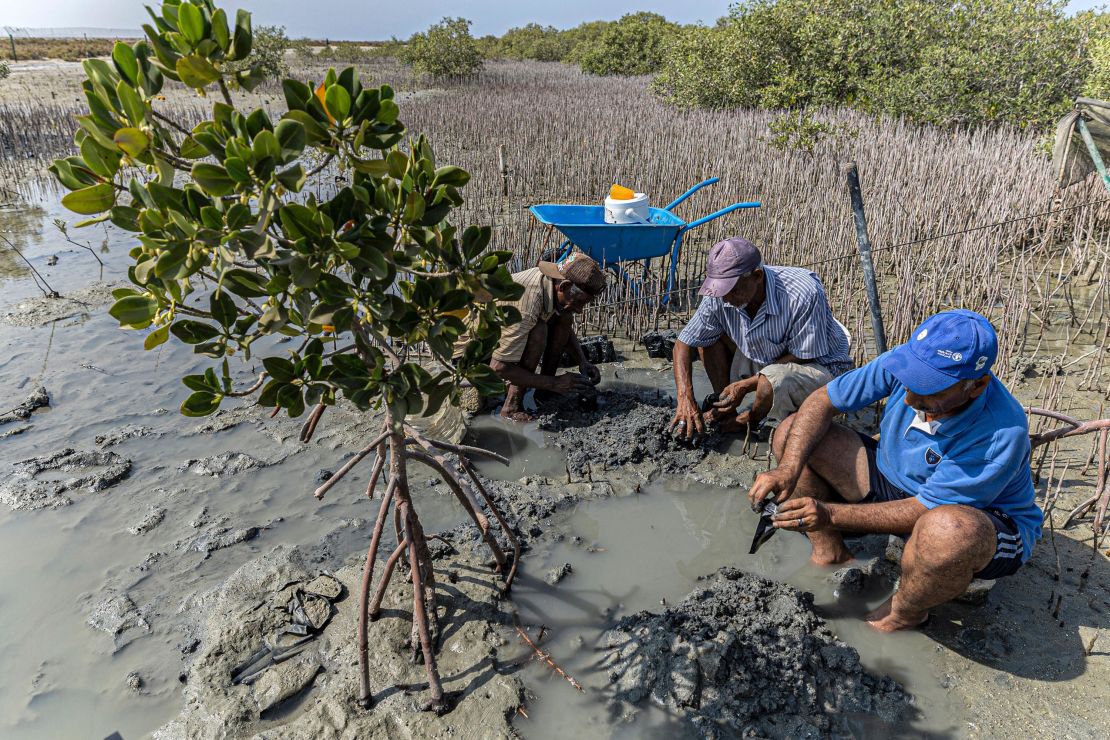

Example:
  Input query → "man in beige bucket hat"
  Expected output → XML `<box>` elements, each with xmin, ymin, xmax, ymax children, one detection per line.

<box><xmin>456</xmin><ymin>252</ymin><xmax>608</xmax><ymax>422</ymax></box>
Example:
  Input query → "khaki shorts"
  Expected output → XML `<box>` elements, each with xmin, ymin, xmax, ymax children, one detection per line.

<box><xmin>729</xmin><ymin>353</ymin><xmax>834</xmax><ymax>425</ymax></box>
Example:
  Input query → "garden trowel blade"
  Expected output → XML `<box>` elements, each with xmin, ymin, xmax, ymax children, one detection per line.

<box><xmin>748</xmin><ymin>500</ymin><xmax>778</xmax><ymax>555</ymax></box>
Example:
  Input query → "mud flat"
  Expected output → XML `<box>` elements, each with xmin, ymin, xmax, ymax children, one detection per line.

<box><xmin>155</xmin><ymin>533</ymin><xmax>522</xmax><ymax>739</ymax></box>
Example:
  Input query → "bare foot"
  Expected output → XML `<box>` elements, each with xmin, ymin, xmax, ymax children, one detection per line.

<box><xmin>499</xmin><ymin>407</ymin><xmax>535</xmax><ymax>423</ymax></box>
<box><xmin>865</xmin><ymin>597</ymin><xmax>929</xmax><ymax>632</ymax></box>
<box><xmin>810</xmin><ymin>549</ymin><xmax>854</xmax><ymax>567</ymax></box>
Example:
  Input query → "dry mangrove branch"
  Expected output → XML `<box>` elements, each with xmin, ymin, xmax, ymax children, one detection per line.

<box><xmin>513</xmin><ymin>616</ymin><xmax>584</xmax><ymax>693</ymax></box>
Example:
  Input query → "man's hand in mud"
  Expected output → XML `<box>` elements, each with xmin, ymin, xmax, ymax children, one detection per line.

<box><xmin>772</xmin><ymin>497</ymin><xmax>831</xmax><ymax>532</ymax></box>
<box><xmin>710</xmin><ymin>378</ymin><xmax>755</xmax><ymax>419</ymax></box>
<box><xmin>669</xmin><ymin>399</ymin><xmax>705</xmax><ymax>441</ymax></box>
<box><xmin>748</xmin><ymin>466</ymin><xmax>798</xmax><ymax>507</ymax></box>
<box><xmin>579</xmin><ymin>362</ymin><xmax>601</xmax><ymax>385</ymax></box>
<box><xmin>548</xmin><ymin>373</ymin><xmax>593</xmax><ymax>395</ymax></box>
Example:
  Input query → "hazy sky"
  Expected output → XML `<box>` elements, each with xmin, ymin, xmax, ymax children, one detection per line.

<box><xmin>2</xmin><ymin>0</ymin><xmax>1105</xmax><ymax>39</ymax></box>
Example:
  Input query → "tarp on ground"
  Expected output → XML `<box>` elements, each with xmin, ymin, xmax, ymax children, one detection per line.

<box><xmin>1053</xmin><ymin>98</ymin><xmax>1110</xmax><ymax>188</ymax></box>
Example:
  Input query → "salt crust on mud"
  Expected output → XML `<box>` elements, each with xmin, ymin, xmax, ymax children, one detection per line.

<box><xmin>600</xmin><ymin>567</ymin><xmax>912</xmax><ymax>738</ymax></box>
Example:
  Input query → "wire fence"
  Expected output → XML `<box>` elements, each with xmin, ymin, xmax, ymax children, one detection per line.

<box><xmin>2</xmin><ymin>27</ymin><xmax>142</xmax><ymax>39</ymax></box>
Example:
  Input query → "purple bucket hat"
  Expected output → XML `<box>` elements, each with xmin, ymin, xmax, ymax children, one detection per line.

<box><xmin>698</xmin><ymin>237</ymin><xmax>762</xmax><ymax>297</ymax></box>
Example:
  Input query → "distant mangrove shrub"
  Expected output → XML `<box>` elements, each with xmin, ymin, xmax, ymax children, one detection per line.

<box><xmin>224</xmin><ymin>24</ymin><xmax>289</xmax><ymax>79</ymax></box>
<box><xmin>575</xmin><ymin>12</ymin><xmax>679</xmax><ymax>76</ymax></box>
<box><xmin>1081</xmin><ymin>11</ymin><xmax>1110</xmax><ymax>99</ymax></box>
<box><xmin>401</xmin><ymin>17</ymin><xmax>483</xmax><ymax>78</ymax></box>
<box><xmin>0</xmin><ymin>61</ymin><xmax>9</xmax><ymax>80</ymax></box>
<box><xmin>493</xmin><ymin>23</ymin><xmax>571</xmax><ymax>62</ymax></box>
<box><xmin>654</xmin><ymin>0</ymin><xmax>1091</xmax><ymax>130</ymax></box>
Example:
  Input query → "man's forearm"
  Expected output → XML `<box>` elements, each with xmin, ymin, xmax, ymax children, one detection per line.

<box><xmin>827</xmin><ymin>497</ymin><xmax>926</xmax><ymax>535</ymax></box>
<box><xmin>490</xmin><ymin>359</ymin><xmax>551</xmax><ymax>390</ymax></box>
<box><xmin>776</xmin><ymin>387</ymin><xmax>838</xmax><ymax>476</ymax></box>
<box><xmin>672</xmin><ymin>340</ymin><xmax>698</xmax><ymax>403</ymax></box>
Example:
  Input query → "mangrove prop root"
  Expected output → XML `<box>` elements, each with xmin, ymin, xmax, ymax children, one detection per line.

<box><xmin>298</xmin><ymin>401</ymin><xmax>327</xmax><ymax>443</ymax></box>
<box><xmin>357</xmin><ymin>477</ymin><xmax>398</xmax><ymax>709</ymax></box>
<box><xmin>462</xmin><ymin>460</ymin><xmax>522</xmax><ymax>593</ymax></box>
<box><xmin>369</xmin><ymin>536</ymin><xmax>409</xmax><ymax>620</ymax></box>
<box><xmin>407</xmin><ymin>448</ymin><xmax>508</xmax><ymax>571</ymax></box>
<box><xmin>513</xmin><ymin>616</ymin><xmax>584</xmax><ymax>693</ymax></box>
<box><xmin>338</xmin><ymin>416</ymin><xmax>520</xmax><ymax>713</ymax></box>
<box><xmin>403</xmin><ymin>500</ymin><xmax>448</xmax><ymax>713</ymax></box>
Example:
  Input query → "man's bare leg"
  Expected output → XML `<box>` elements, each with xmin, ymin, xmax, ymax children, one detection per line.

<box><xmin>538</xmin><ymin>313</ymin><xmax>574</xmax><ymax>379</ymax></box>
<box><xmin>500</xmin><ymin>323</ymin><xmax>547</xmax><ymax>422</ymax></box>
<box><xmin>734</xmin><ymin>374</ymin><xmax>774</xmax><ymax>429</ymax></box>
<box><xmin>770</xmin><ymin>415</ymin><xmax>872</xmax><ymax>565</ymax></box>
<box><xmin>868</xmin><ymin>505</ymin><xmax>995</xmax><ymax>632</ymax></box>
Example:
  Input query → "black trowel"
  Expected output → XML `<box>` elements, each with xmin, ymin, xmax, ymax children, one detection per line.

<box><xmin>748</xmin><ymin>499</ymin><xmax>779</xmax><ymax>554</ymax></box>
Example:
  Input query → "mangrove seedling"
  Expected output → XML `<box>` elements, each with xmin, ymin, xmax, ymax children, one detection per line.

<box><xmin>50</xmin><ymin>0</ymin><xmax>525</xmax><ymax>714</ymax></box>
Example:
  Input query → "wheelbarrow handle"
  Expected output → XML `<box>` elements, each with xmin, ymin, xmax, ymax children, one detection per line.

<box><xmin>679</xmin><ymin>201</ymin><xmax>761</xmax><ymax>235</ymax></box>
<box><xmin>664</xmin><ymin>177</ymin><xmax>720</xmax><ymax>212</ymax></box>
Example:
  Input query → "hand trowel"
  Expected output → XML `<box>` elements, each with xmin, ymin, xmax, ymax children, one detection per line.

<box><xmin>748</xmin><ymin>498</ymin><xmax>779</xmax><ymax>554</ymax></box>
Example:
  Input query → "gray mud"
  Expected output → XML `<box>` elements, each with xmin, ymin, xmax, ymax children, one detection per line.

<box><xmin>538</xmin><ymin>388</ymin><xmax>720</xmax><ymax>475</ymax></box>
<box><xmin>156</xmin><ymin>534</ymin><xmax>522</xmax><ymax>739</ymax></box>
<box><xmin>0</xmin><ymin>385</ymin><xmax>48</xmax><ymax>424</ymax></box>
<box><xmin>0</xmin><ymin>448</ymin><xmax>132</xmax><ymax>511</ymax></box>
<box><xmin>600</xmin><ymin>567</ymin><xmax>912</xmax><ymax>738</ymax></box>
<box><xmin>0</xmin><ymin>283</ymin><xmax>120</xmax><ymax>327</ymax></box>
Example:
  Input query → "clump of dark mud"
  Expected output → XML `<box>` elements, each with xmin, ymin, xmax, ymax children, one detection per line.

<box><xmin>537</xmin><ymin>389</ymin><xmax>719</xmax><ymax>474</ymax></box>
<box><xmin>599</xmin><ymin>567</ymin><xmax>911</xmax><ymax>738</ymax></box>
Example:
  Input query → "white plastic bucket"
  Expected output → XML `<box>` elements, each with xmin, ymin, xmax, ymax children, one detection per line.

<box><xmin>604</xmin><ymin>192</ymin><xmax>650</xmax><ymax>224</ymax></box>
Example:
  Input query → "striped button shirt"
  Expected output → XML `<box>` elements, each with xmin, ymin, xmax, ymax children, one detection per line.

<box><xmin>677</xmin><ymin>266</ymin><xmax>853</xmax><ymax>376</ymax></box>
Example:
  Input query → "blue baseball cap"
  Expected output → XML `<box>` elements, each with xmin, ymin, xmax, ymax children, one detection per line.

<box><xmin>882</xmin><ymin>310</ymin><xmax>998</xmax><ymax>395</ymax></box>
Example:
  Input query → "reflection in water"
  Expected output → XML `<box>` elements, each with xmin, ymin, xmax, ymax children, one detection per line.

<box><xmin>0</xmin><ymin>200</ymin><xmax>49</xmax><ymax>280</ymax></box>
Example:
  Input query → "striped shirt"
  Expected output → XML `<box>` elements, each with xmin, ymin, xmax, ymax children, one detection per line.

<box><xmin>677</xmin><ymin>266</ymin><xmax>853</xmax><ymax>376</ymax></box>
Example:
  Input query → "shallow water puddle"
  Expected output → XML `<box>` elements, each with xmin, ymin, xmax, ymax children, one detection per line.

<box><xmin>507</xmin><ymin>480</ymin><xmax>966</xmax><ymax>738</ymax></box>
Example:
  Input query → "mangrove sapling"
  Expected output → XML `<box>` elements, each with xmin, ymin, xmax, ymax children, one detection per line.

<box><xmin>51</xmin><ymin>0</ymin><xmax>526</xmax><ymax>714</ymax></box>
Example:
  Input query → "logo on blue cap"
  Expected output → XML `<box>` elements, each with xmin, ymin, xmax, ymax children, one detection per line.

<box><xmin>881</xmin><ymin>310</ymin><xmax>998</xmax><ymax>395</ymax></box>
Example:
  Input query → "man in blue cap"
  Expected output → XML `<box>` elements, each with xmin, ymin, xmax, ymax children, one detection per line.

<box><xmin>749</xmin><ymin>310</ymin><xmax>1042</xmax><ymax>632</ymax></box>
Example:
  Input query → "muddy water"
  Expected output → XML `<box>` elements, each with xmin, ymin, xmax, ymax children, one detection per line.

<box><xmin>3</xmin><ymin>195</ymin><xmax>958</xmax><ymax>739</ymax></box>
<box><xmin>508</xmin><ymin>480</ymin><xmax>966</xmax><ymax>738</ymax></box>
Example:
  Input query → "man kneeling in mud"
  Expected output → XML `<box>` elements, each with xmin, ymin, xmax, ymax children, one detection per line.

<box><xmin>462</xmin><ymin>253</ymin><xmax>607</xmax><ymax>422</ymax></box>
<box><xmin>749</xmin><ymin>310</ymin><xmax>1043</xmax><ymax>632</ymax></box>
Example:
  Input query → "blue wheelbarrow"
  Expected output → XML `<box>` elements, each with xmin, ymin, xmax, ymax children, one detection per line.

<box><xmin>529</xmin><ymin>177</ymin><xmax>760</xmax><ymax>305</ymax></box>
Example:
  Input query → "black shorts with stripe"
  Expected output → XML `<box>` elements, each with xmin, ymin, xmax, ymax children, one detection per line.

<box><xmin>855</xmin><ymin>432</ymin><xmax>1025</xmax><ymax>581</ymax></box>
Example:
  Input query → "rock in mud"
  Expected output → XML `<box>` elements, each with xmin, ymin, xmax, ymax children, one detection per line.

<box><xmin>0</xmin><ymin>448</ymin><xmax>132</xmax><ymax>511</ymax></box>
<box><xmin>179</xmin><ymin>452</ymin><xmax>265</xmax><ymax>477</ymax></box>
<box><xmin>538</xmin><ymin>389</ymin><xmax>719</xmax><ymax>475</ymax></box>
<box><xmin>87</xmin><ymin>592</ymin><xmax>151</xmax><ymax>650</ymax></box>
<box><xmin>0</xmin><ymin>385</ymin><xmax>48</xmax><ymax>425</ymax></box>
<box><xmin>558</xmin><ymin>334</ymin><xmax>618</xmax><ymax>367</ymax></box>
<box><xmin>128</xmin><ymin>506</ymin><xmax>167</xmax><ymax>536</ymax></box>
<box><xmin>545</xmin><ymin>562</ymin><xmax>574</xmax><ymax>585</ymax></box>
<box><xmin>640</xmin><ymin>329</ymin><xmax>678</xmax><ymax>359</ymax></box>
<box><xmin>126</xmin><ymin>672</ymin><xmax>145</xmax><ymax>693</ymax></box>
<box><xmin>599</xmin><ymin>568</ymin><xmax>911</xmax><ymax>737</ymax></box>
<box><xmin>189</xmin><ymin>526</ymin><xmax>261</xmax><ymax>557</ymax></box>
